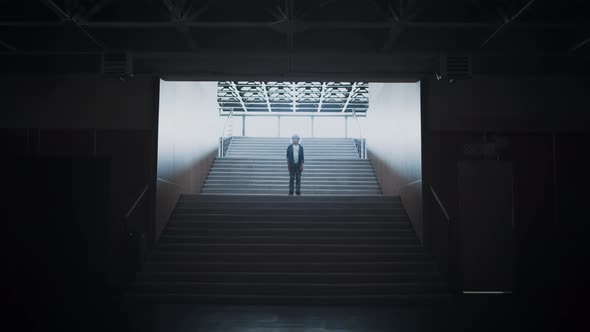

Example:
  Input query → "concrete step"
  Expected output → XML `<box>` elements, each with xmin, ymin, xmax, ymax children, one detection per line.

<box><xmin>206</xmin><ymin>174</ymin><xmax>378</xmax><ymax>179</ymax></box>
<box><xmin>135</xmin><ymin>271</ymin><xmax>442</xmax><ymax>283</ymax></box>
<box><xmin>147</xmin><ymin>251</ymin><xmax>429</xmax><ymax>263</ymax></box>
<box><xmin>170</xmin><ymin>211</ymin><xmax>407</xmax><ymax>219</ymax></box>
<box><xmin>123</xmin><ymin>292</ymin><xmax>452</xmax><ymax>306</ymax></box>
<box><xmin>200</xmin><ymin>189</ymin><xmax>382</xmax><ymax>195</ymax></box>
<box><xmin>227</xmin><ymin>148</ymin><xmax>357</xmax><ymax>151</ymax></box>
<box><xmin>174</xmin><ymin>201</ymin><xmax>397</xmax><ymax>209</ymax></box>
<box><xmin>201</xmin><ymin>185</ymin><xmax>381</xmax><ymax>191</ymax></box>
<box><xmin>206</xmin><ymin>172</ymin><xmax>376</xmax><ymax>176</ymax></box>
<box><xmin>161</xmin><ymin>228</ymin><xmax>415</xmax><ymax>237</ymax></box>
<box><xmin>128</xmin><ymin>281</ymin><xmax>449</xmax><ymax>296</ymax></box>
<box><xmin>179</xmin><ymin>194</ymin><xmax>400</xmax><ymax>202</ymax></box>
<box><xmin>172</xmin><ymin>208</ymin><xmax>403</xmax><ymax>216</ymax></box>
<box><xmin>153</xmin><ymin>243</ymin><xmax>423</xmax><ymax>253</ymax></box>
<box><xmin>229</xmin><ymin>141</ymin><xmax>355</xmax><ymax>143</ymax></box>
<box><xmin>213</xmin><ymin>158</ymin><xmax>372</xmax><ymax>163</ymax></box>
<box><xmin>167</xmin><ymin>221</ymin><xmax>410</xmax><ymax>229</ymax></box>
<box><xmin>208</xmin><ymin>169</ymin><xmax>373</xmax><ymax>174</ymax></box>
<box><xmin>227</xmin><ymin>147</ymin><xmax>358</xmax><ymax>150</ymax></box>
<box><xmin>202</xmin><ymin>180</ymin><xmax>379</xmax><ymax>186</ymax></box>
<box><xmin>158</xmin><ymin>235</ymin><xmax>419</xmax><ymax>245</ymax></box>
<box><xmin>142</xmin><ymin>261</ymin><xmax>439</xmax><ymax>273</ymax></box>
<box><xmin>210</xmin><ymin>164</ymin><xmax>373</xmax><ymax>169</ymax></box>
<box><xmin>224</xmin><ymin>156</ymin><xmax>361</xmax><ymax>160</ymax></box>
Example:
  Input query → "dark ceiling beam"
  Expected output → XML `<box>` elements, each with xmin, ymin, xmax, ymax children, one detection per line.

<box><xmin>297</xmin><ymin>0</ymin><xmax>337</xmax><ymax>19</ymax></box>
<box><xmin>480</xmin><ymin>0</ymin><xmax>537</xmax><ymax>48</ymax></box>
<box><xmin>569</xmin><ymin>23</ymin><xmax>590</xmax><ymax>54</ymax></box>
<box><xmin>382</xmin><ymin>0</ymin><xmax>420</xmax><ymax>52</ymax></box>
<box><xmin>258</xmin><ymin>1</ymin><xmax>287</xmax><ymax>22</ymax></box>
<box><xmin>162</xmin><ymin>0</ymin><xmax>198</xmax><ymax>50</ymax></box>
<box><xmin>570</xmin><ymin>36</ymin><xmax>590</xmax><ymax>53</ymax></box>
<box><xmin>0</xmin><ymin>50</ymin><xmax>584</xmax><ymax>59</ymax></box>
<box><xmin>187</xmin><ymin>0</ymin><xmax>217</xmax><ymax>20</ymax></box>
<box><xmin>0</xmin><ymin>20</ymin><xmax>576</xmax><ymax>30</ymax></box>
<box><xmin>39</xmin><ymin>0</ymin><xmax>105</xmax><ymax>50</ymax></box>
<box><xmin>0</xmin><ymin>40</ymin><xmax>17</xmax><ymax>52</ymax></box>
<box><xmin>74</xmin><ymin>0</ymin><xmax>114</xmax><ymax>21</ymax></box>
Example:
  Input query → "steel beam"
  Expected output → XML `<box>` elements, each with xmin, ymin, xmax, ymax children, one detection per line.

<box><xmin>162</xmin><ymin>0</ymin><xmax>198</xmax><ymax>50</ymax></box>
<box><xmin>317</xmin><ymin>82</ymin><xmax>326</xmax><ymax>112</ymax></box>
<box><xmin>480</xmin><ymin>0</ymin><xmax>537</xmax><ymax>48</ymax></box>
<box><xmin>261</xmin><ymin>82</ymin><xmax>273</xmax><ymax>112</ymax></box>
<box><xmin>0</xmin><ymin>20</ymin><xmax>575</xmax><ymax>30</ymax></box>
<box><xmin>341</xmin><ymin>83</ymin><xmax>357</xmax><ymax>112</ymax></box>
<box><xmin>230</xmin><ymin>81</ymin><xmax>248</xmax><ymax>112</ymax></box>
<box><xmin>290</xmin><ymin>81</ymin><xmax>297</xmax><ymax>112</ymax></box>
<box><xmin>188</xmin><ymin>0</ymin><xmax>218</xmax><ymax>20</ymax></box>
<box><xmin>382</xmin><ymin>0</ymin><xmax>420</xmax><ymax>51</ymax></box>
<box><xmin>0</xmin><ymin>40</ymin><xmax>17</xmax><ymax>51</ymax></box>
<box><xmin>39</xmin><ymin>0</ymin><xmax>104</xmax><ymax>49</ymax></box>
<box><xmin>75</xmin><ymin>0</ymin><xmax>114</xmax><ymax>21</ymax></box>
<box><xmin>570</xmin><ymin>36</ymin><xmax>590</xmax><ymax>53</ymax></box>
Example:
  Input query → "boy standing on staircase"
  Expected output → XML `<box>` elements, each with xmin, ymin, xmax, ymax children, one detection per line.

<box><xmin>286</xmin><ymin>133</ymin><xmax>304</xmax><ymax>195</ymax></box>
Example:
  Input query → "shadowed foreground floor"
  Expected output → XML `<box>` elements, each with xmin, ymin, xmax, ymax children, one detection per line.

<box><xmin>108</xmin><ymin>294</ymin><xmax>517</xmax><ymax>332</ymax></box>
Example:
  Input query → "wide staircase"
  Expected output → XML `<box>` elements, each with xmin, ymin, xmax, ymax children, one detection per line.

<box><xmin>125</xmin><ymin>195</ymin><xmax>451</xmax><ymax>305</ymax></box>
<box><xmin>201</xmin><ymin>136</ymin><xmax>381</xmax><ymax>195</ymax></box>
<box><xmin>124</xmin><ymin>136</ymin><xmax>450</xmax><ymax>305</ymax></box>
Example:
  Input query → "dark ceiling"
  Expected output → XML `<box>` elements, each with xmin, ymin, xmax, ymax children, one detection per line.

<box><xmin>1</xmin><ymin>0</ymin><xmax>589</xmax><ymax>78</ymax></box>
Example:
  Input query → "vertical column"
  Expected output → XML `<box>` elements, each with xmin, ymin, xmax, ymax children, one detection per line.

<box><xmin>242</xmin><ymin>115</ymin><xmax>246</xmax><ymax>136</ymax></box>
<box><xmin>345</xmin><ymin>116</ymin><xmax>348</xmax><ymax>138</ymax></box>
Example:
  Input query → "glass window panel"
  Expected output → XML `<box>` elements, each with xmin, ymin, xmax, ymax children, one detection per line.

<box><xmin>314</xmin><ymin>117</ymin><xmax>345</xmax><ymax>138</ymax></box>
<box><xmin>245</xmin><ymin>116</ymin><xmax>278</xmax><ymax>137</ymax></box>
<box><xmin>280</xmin><ymin>116</ymin><xmax>312</xmax><ymax>138</ymax></box>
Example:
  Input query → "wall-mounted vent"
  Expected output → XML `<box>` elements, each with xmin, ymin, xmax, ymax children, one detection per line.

<box><xmin>440</xmin><ymin>54</ymin><xmax>472</xmax><ymax>79</ymax></box>
<box><xmin>101</xmin><ymin>52</ymin><xmax>132</xmax><ymax>76</ymax></box>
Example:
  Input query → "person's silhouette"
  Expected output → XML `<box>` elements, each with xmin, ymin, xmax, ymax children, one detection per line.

<box><xmin>286</xmin><ymin>134</ymin><xmax>304</xmax><ymax>195</ymax></box>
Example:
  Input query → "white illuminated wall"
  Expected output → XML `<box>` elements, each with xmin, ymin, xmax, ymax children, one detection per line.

<box><xmin>239</xmin><ymin>115</ymin><xmax>364</xmax><ymax>138</ymax></box>
<box><xmin>364</xmin><ymin>82</ymin><xmax>423</xmax><ymax>241</ymax></box>
<box><xmin>156</xmin><ymin>80</ymin><xmax>225</xmax><ymax>239</ymax></box>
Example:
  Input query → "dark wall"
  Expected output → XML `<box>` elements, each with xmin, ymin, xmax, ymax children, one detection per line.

<box><xmin>4</xmin><ymin>157</ymin><xmax>112</xmax><ymax>331</ymax></box>
<box><xmin>421</xmin><ymin>76</ymin><xmax>589</xmax><ymax>329</ymax></box>
<box><xmin>1</xmin><ymin>75</ymin><xmax>159</xmax><ymax>293</ymax></box>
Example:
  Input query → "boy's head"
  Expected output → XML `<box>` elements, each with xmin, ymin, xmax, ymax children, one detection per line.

<box><xmin>291</xmin><ymin>134</ymin><xmax>300</xmax><ymax>145</ymax></box>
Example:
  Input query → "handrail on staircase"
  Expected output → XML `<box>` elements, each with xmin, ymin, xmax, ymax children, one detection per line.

<box><xmin>351</xmin><ymin>110</ymin><xmax>367</xmax><ymax>159</ymax></box>
<box><xmin>351</xmin><ymin>110</ymin><xmax>363</xmax><ymax>139</ymax></box>
<box><xmin>124</xmin><ymin>183</ymin><xmax>150</xmax><ymax>221</ymax></box>
<box><xmin>430</xmin><ymin>185</ymin><xmax>451</xmax><ymax>223</ymax></box>
<box><xmin>218</xmin><ymin>108</ymin><xmax>235</xmax><ymax>157</ymax></box>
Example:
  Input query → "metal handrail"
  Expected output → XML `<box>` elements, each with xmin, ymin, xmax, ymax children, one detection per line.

<box><xmin>430</xmin><ymin>185</ymin><xmax>451</xmax><ymax>223</ymax></box>
<box><xmin>351</xmin><ymin>110</ymin><xmax>367</xmax><ymax>159</ymax></box>
<box><xmin>221</xmin><ymin>108</ymin><xmax>234</xmax><ymax>138</ymax></box>
<box><xmin>401</xmin><ymin>179</ymin><xmax>422</xmax><ymax>187</ymax></box>
<box><xmin>351</xmin><ymin>110</ymin><xmax>363</xmax><ymax>138</ymax></box>
<box><xmin>156</xmin><ymin>177</ymin><xmax>184</xmax><ymax>187</ymax></box>
<box><xmin>219</xmin><ymin>108</ymin><xmax>234</xmax><ymax>157</ymax></box>
<box><xmin>124</xmin><ymin>183</ymin><xmax>150</xmax><ymax>220</ymax></box>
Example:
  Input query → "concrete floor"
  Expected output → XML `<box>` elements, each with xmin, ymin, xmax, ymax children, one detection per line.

<box><xmin>111</xmin><ymin>295</ymin><xmax>518</xmax><ymax>332</ymax></box>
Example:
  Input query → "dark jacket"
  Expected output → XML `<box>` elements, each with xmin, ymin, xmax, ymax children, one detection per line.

<box><xmin>286</xmin><ymin>144</ymin><xmax>304</xmax><ymax>166</ymax></box>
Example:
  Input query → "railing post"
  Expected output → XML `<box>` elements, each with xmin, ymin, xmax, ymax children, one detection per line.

<box><xmin>345</xmin><ymin>116</ymin><xmax>348</xmax><ymax>138</ymax></box>
<box><xmin>218</xmin><ymin>137</ymin><xmax>222</xmax><ymax>157</ymax></box>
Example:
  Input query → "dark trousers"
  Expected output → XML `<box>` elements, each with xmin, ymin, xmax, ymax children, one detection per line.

<box><xmin>289</xmin><ymin>164</ymin><xmax>302</xmax><ymax>194</ymax></box>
